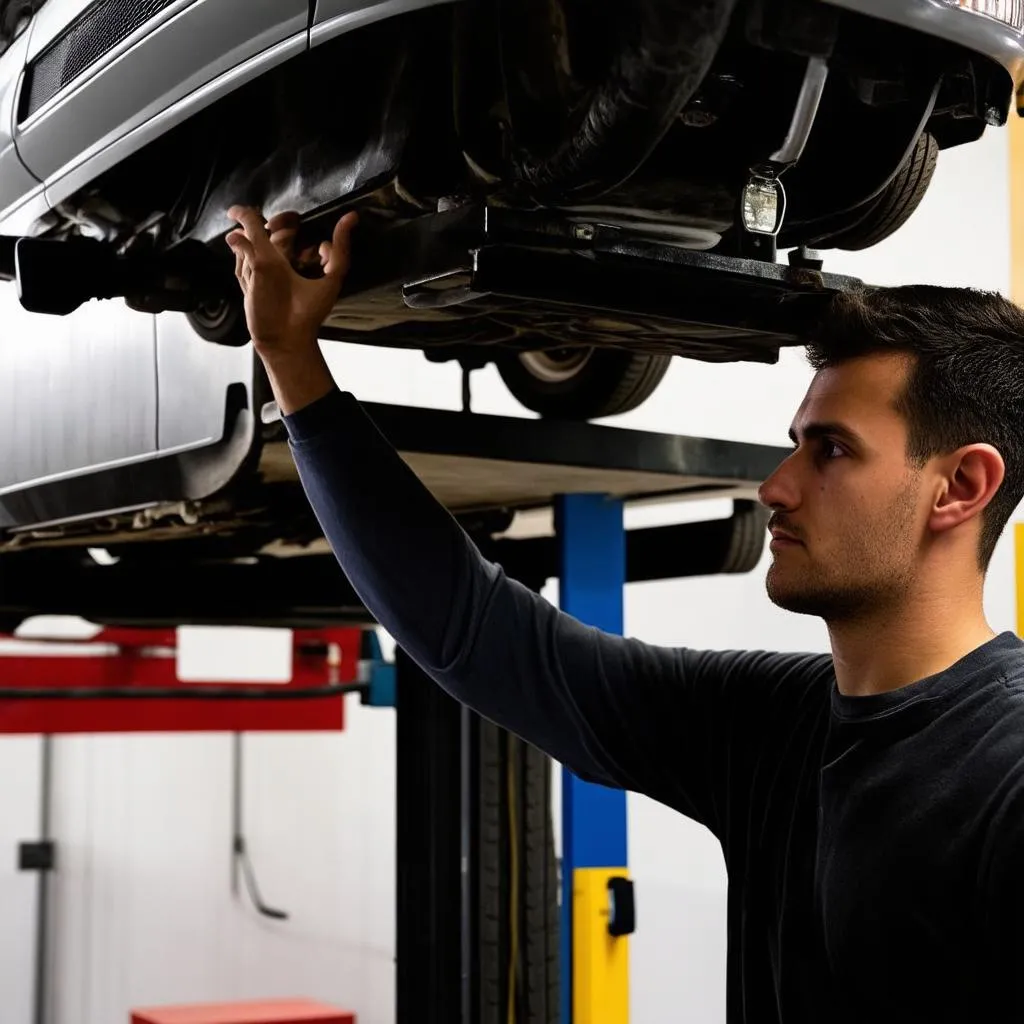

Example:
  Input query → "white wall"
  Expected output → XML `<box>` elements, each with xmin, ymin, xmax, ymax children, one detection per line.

<box><xmin>0</xmin><ymin>122</ymin><xmax>1016</xmax><ymax>1024</ymax></box>
<box><xmin>0</xmin><ymin>736</ymin><xmax>42</xmax><ymax>1024</ymax></box>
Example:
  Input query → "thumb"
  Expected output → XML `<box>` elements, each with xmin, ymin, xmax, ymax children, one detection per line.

<box><xmin>323</xmin><ymin>211</ymin><xmax>358</xmax><ymax>282</ymax></box>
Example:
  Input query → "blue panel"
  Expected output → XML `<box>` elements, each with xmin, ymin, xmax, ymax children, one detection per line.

<box><xmin>557</xmin><ymin>493</ymin><xmax>625</xmax><ymax>634</ymax></box>
<box><xmin>361</xmin><ymin>630</ymin><xmax>397</xmax><ymax>708</ymax></box>
<box><xmin>556</xmin><ymin>493</ymin><xmax>629</xmax><ymax>1024</ymax></box>
<box><xmin>366</xmin><ymin>662</ymin><xmax>396</xmax><ymax>708</ymax></box>
<box><xmin>565</xmin><ymin>779</ymin><xmax>628</xmax><ymax>867</ymax></box>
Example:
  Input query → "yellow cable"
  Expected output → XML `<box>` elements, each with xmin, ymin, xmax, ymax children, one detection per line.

<box><xmin>507</xmin><ymin>738</ymin><xmax>520</xmax><ymax>1024</ymax></box>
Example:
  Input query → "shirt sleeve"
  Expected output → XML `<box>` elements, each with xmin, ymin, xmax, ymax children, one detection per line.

<box><xmin>283</xmin><ymin>386</ymin><xmax>832</xmax><ymax>836</ymax></box>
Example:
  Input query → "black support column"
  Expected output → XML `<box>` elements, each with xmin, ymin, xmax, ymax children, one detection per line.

<box><xmin>395</xmin><ymin>648</ymin><xmax>468</xmax><ymax>1024</ymax></box>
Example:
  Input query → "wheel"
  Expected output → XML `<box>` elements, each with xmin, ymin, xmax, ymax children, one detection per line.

<box><xmin>818</xmin><ymin>132</ymin><xmax>938</xmax><ymax>251</ymax></box>
<box><xmin>186</xmin><ymin>293</ymin><xmax>251</xmax><ymax>347</ymax></box>
<box><xmin>478</xmin><ymin>722</ymin><xmax>561</xmax><ymax>1024</ymax></box>
<box><xmin>522</xmin><ymin>737</ymin><xmax>560</xmax><ymax>1024</ymax></box>
<box><xmin>496</xmin><ymin>346</ymin><xmax>671</xmax><ymax>420</ymax></box>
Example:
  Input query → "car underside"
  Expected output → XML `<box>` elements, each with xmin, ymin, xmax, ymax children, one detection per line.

<box><xmin>0</xmin><ymin>0</ymin><xmax>1016</xmax><ymax>615</ymax></box>
<box><xmin>16</xmin><ymin>0</ymin><xmax>1011</xmax><ymax>348</ymax></box>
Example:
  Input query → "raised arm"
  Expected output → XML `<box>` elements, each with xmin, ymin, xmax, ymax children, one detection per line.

<box><xmin>225</xmin><ymin>206</ymin><xmax>834</xmax><ymax>836</ymax></box>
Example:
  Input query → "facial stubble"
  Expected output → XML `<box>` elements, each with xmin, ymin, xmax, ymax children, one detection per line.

<box><xmin>765</xmin><ymin>479</ymin><xmax>920</xmax><ymax>623</ymax></box>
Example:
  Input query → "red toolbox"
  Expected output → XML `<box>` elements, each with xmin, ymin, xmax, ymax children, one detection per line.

<box><xmin>130</xmin><ymin>999</ymin><xmax>355</xmax><ymax>1024</ymax></box>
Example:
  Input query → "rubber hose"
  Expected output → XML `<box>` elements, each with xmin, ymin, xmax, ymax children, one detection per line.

<box><xmin>512</xmin><ymin>0</ymin><xmax>740</xmax><ymax>202</ymax></box>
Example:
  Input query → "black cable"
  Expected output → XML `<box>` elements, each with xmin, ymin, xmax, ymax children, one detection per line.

<box><xmin>0</xmin><ymin>683</ymin><xmax>368</xmax><ymax>700</ymax></box>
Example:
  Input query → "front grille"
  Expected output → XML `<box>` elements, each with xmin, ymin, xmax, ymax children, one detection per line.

<box><xmin>20</xmin><ymin>0</ymin><xmax>181</xmax><ymax>122</ymax></box>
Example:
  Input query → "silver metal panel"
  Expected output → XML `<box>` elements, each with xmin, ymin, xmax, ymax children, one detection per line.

<box><xmin>43</xmin><ymin>34</ymin><xmax>306</xmax><ymax>216</ymax></box>
<box><xmin>0</xmin><ymin>144</ymin><xmax>38</xmax><ymax>219</ymax></box>
<box><xmin>0</xmin><ymin>183</ymin><xmax>51</xmax><ymax>235</ymax></box>
<box><xmin>311</xmin><ymin>0</ymin><xmax>456</xmax><ymax>47</ymax></box>
<box><xmin>155</xmin><ymin>312</ymin><xmax>256</xmax><ymax>452</ymax></box>
<box><xmin>823</xmin><ymin>0</ymin><xmax>1024</xmax><ymax>84</ymax></box>
<box><xmin>23</xmin><ymin>0</ymin><xmax>216</xmax><ymax>124</ymax></box>
<box><xmin>0</xmin><ymin>30</ymin><xmax>39</xmax><ymax>212</ymax></box>
<box><xmin>16</xmin><ymin>0</ymin><xmax>307</xmax><ymax>186</ymax></box>
<box><xmin>0</xmin><ymin>288</ymin><xmax>157</xmax><ymax>490</ymax></box>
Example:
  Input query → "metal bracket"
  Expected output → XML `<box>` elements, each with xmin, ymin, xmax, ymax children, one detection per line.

<box><xmin>18</xmin><ymin>840</ymin><xmax>55</xmax><ymax>872</ymax></box>
<box><xmin>607</xmin><ymin>876</ymin><xmax>636</xmax><ymax>938</ymax></box>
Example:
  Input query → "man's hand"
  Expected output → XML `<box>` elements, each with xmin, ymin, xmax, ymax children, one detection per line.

<box><xmin>225</xmin><ymin>205</ymin><xmax>358</xmax><ymax>415</ymax></box>
<box><xmin>226</xmin><ymin>205</ymin><xmax>357</xmax><ymax>355</ymax></box>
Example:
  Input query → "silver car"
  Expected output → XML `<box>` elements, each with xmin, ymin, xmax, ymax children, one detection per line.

<box><xmin>0</xmin><ymin>0</ymin><xmax>1020</xmax><ymax>416</ymax></box>
<box><xmin>0</xmin><ymin>0</ymin><xmax>1019</xmax><ymax>627</ymax></box>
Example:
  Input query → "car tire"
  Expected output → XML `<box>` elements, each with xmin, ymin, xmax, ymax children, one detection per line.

<box><xmin>820</xmin><ymin>132</ymin><xmax>938</xmax><ymax>251</ymax></box>
<box><xmin>497</xmin><ymin>347</ymin><xmax>671</xmax><ymax>420</ymax></box>
<box><xmin>186</xmin><ymin>294</ymin><xmax>251</xmax><ymax>347</ymax></box>
<box><xmin>478</xmin><ymin>722</ymin><xmax>560</xmax><ymax>1024</ymax></box>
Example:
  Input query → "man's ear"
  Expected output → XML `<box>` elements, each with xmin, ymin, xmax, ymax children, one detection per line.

<box><xmin>929</xmin><ymin>444</ymin><xmax>1005</xmax><ymax>536</ymax></box>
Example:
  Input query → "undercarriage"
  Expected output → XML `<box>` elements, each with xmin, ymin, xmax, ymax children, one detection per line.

<box><xmin>3</xmin><ymin>0</ymin><xmax>1006</xmax><ymax>328</ymax></box>
<box><xmin>0</xmin><ymin>0</ymin><xmax>1009</xmax><ymax>560</ymax></box>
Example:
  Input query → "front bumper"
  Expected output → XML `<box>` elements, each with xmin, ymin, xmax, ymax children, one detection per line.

<box><xmin>823</xmin><ymin>0</ymin><xmax>1024</xmax><ymax>86</ymax></box>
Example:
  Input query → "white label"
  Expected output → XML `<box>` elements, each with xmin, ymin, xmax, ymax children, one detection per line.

<box><xmin>176</xmin><ymin>626</ymin><xmax>293</xmax><ymax>684</ymax></box>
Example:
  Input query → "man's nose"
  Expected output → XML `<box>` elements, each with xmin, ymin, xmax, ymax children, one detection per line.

<box><xmin>757</xmin><ymin>456</ymin><xmax>799</xmax><ymax>511</ymax></box>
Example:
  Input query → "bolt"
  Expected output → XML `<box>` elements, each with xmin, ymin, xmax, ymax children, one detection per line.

<box><xmin>681</xmin><ymin>109</ymin><xmax>717</xmax><ymax>128</ymax></box>
<box><xmin>437</xmin><ymin>195</ymin><xmax>465</xmax><ymax>213</ymax></box>
<box><xmin>572</xmin><ymin>223</ymin><xmax>595</xmax><ymax>241</ymax></box>
<box><xmin>985</xmin><ymin>105</ymin><xmax>1003</xmax><ymax>126</ymax></box>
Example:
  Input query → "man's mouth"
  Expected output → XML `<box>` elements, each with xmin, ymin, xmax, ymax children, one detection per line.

<box><xmin>769</xmin><ymin>533</ymin><xmax>803</xmax><ymax>550</ymax></box>
<box><xmin>768</xmin><ymin>521</ymin><xmax>804</xmax><ymax>548</ymax></box>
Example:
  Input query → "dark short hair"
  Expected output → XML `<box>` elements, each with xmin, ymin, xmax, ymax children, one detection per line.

<box><xmin>806</xmin><ymin>283</ymin><xmax>1024</xmax><ymax>570</ymax></box>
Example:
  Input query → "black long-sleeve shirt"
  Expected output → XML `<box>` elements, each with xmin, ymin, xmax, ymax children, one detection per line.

<box><xmin>285</xmin><ymin>386</ymin><xmax>1024</xmax><ymax>1023</ymax></box>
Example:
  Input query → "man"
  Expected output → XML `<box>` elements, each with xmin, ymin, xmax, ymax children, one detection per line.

<box><xmin>226</xmin><ymin>204</ymin><xmax>1024</xmax><ymax>1023</ymax></box>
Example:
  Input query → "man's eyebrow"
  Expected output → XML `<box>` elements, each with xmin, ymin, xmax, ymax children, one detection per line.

<box><xmin>787</xmin><ymin>421</ymin><xmax>865</xmax><ymax>449</ymax></box>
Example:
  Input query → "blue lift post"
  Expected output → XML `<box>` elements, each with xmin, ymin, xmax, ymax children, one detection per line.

<box><xmin>557</xmin><ymin>493</ymin><xmax>632</xmax><ymax>1024</ymax></box>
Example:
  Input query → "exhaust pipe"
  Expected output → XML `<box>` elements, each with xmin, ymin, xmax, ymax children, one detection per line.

<box><xmin>508</xmin><ymin>0</ymin><xmax>740</xmax><ymax>203</ymax></box>
<box><xmin>4</xmin><ymin>236</ymin><xmax>229</xmax><ymax>316</ymax></box>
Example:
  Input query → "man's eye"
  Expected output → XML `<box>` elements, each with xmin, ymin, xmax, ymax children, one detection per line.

<box><xmin>823</xmin><ymin>440</ymin><xmax>845</xmax><ymax>459</ymax></box>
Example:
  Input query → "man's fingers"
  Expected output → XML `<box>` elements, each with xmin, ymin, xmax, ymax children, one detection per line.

<box><xmin>266</xmin><ymin>209</ymin><xmax>300</xmax><ymax>263</ymax></box>
<box><xmin>265</xmin><ymin>210</ymin><xmax>301</xmax><ymax>235</ymax></box>
<box><xmin>227</xmin><ymin>206</ymin><xmax>275</xmax><ymax>259</ymax></box>
<box><xmin>268</xmin><ymin>227</ymin><xmax>299</xmax><ymax>263</ymax></box>
<box><xmin>225</xmin><ymin>229</ymin><xmax>255</xmax><ymax>264</ymax></box>
<box><xmin>322</xmin><ymin>211</ymin><xmax>358</xmax><ymax>281</ymax></box>
<box><xmin>297</xmin><ymin>244</ymin><xmax>320</xmax><ymax>268</ymax></box>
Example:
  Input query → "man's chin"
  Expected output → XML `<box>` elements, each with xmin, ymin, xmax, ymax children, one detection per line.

<box><xmin>765</xmin><ymin>578</ymin><xmax>827</xmax><ymax>617</ymax></box>
<box><xmin>766</xmin><ymin>564</ymin><xmax>835</xmax><ymax>617</ymax></box>
<box><xmin>765</xmin><ymin>568</ymin><xmax>881</xmax><ymax>621</ymax></box>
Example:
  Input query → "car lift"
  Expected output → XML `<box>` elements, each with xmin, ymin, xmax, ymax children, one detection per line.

<box><xmin>0</xmin><ymin>400</ymin><xmax>789</xmax><ymax>1024</ymax></box>
<box><xmin>6</xmin><ymin>201</ymin><xmax>857</xmax><ymax>369</ymax></box>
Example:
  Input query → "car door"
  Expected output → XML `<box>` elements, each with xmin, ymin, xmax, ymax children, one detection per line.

<box><xmin>0</xmin><ymin>286</ymin><xmax>158</xmax><ymax>518</ymax></box>
<box><xmin>13</xmin><ymin>0</ymin><xmax>308</xmax><ymax>209</ymax></box>
<box><xmin>0</xmin><ymin>23</ymin><xmax>40</xmax><ymax>221</ymax></box>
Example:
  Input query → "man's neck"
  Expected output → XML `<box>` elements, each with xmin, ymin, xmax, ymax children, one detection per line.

<box><xmin>827</xmin><ymin>586</ymin><xmax>997</xmax><ymax>697</ymax></box>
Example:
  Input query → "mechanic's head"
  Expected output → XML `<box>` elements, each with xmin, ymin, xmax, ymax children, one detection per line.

<box><xmin>758</xmin><ymin>284</ymin><xmax>1024</xmax><ymax>623</ymax></box>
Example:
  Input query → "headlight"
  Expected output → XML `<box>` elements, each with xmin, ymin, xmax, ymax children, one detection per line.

<box><xmin>944</xmin><ymin>1</ymin><xmax>1024</xmax><ymax>32</ymax></box>
<box><xmin>741</xmin><ymin>177</ymin><xmax>785</xmax><ymax>235</ymax></box>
